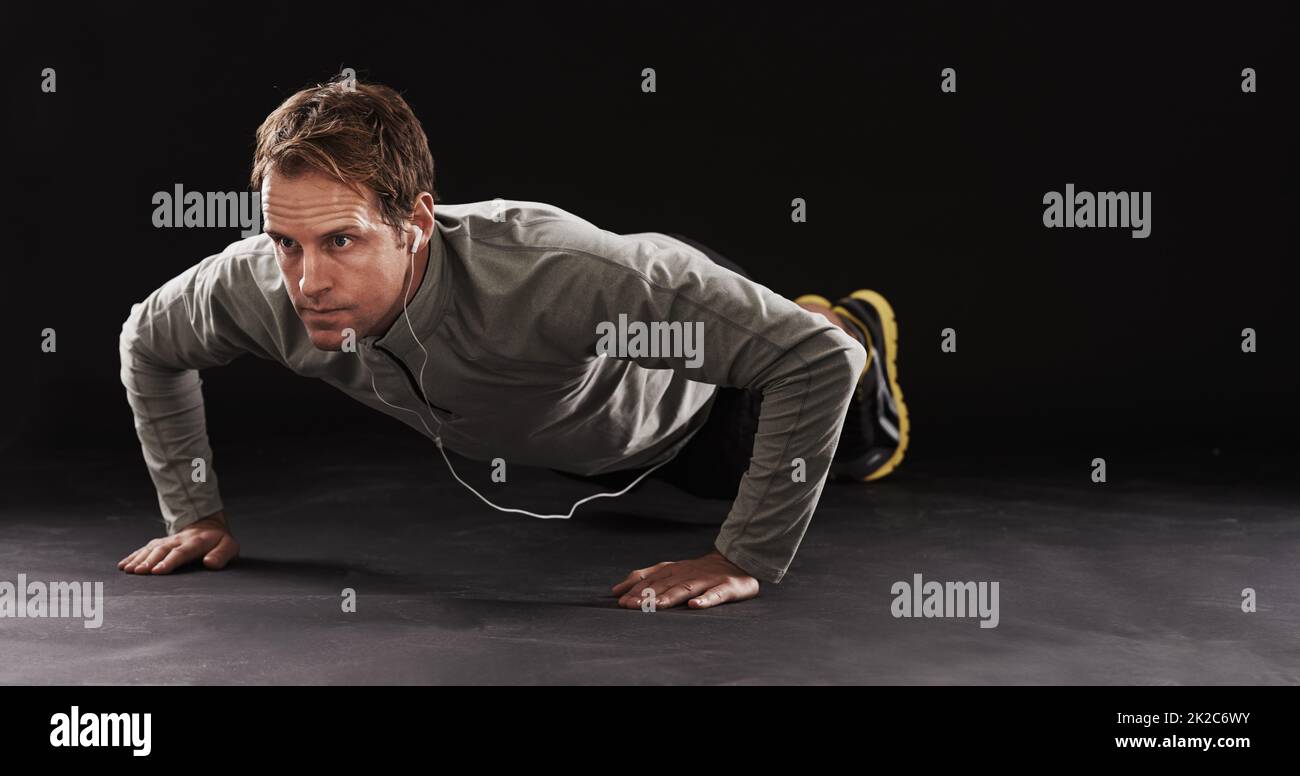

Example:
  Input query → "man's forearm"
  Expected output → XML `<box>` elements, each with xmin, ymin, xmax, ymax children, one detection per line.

<box><xmin>119</xmin><ymin>307</ymin><xmax>226</xmax><ymax>534</ymax></box>
<box><xmin>713</xmin><ymin>328</ymin><xmax>866</xmax><ymax>583</ymax></box>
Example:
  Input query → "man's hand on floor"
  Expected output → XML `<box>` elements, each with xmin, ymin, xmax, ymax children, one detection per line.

<box><xmin>117</xmin><ymin>511</ymin><xmax>239</xmax><ymax>575</ymax></box>
<box><xmin>611</xmin><ymin>549</ymin><xmax>760</xmax><ymax>609</ymax></box>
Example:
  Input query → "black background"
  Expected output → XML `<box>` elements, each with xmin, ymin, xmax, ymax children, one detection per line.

<box><xmin>5</xmin><ymin>1</ymin><xmax>1296</xmax><ymax>473</ymax></box>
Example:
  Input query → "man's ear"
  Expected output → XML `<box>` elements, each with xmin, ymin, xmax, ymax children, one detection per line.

<box><xmin>409</xmin><ymin>191</ymin><xmax>436</xmax><ymax>247</ymax></box>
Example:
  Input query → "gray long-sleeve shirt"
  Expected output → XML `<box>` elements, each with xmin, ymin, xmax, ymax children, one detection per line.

<box><xmin>119</xmin><ymin>199</ymin><xmax>866</xmax><ymax>582</ymax></box>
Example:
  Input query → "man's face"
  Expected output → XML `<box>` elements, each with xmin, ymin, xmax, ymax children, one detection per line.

<box><xmin>262</xmin><ymin>169</ymin><xmax>415</xmax><ymax>350</ymax></box>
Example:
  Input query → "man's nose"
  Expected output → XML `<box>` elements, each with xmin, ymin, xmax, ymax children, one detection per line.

<box><xmin>299</xmin><ymin>248</ymin><xmax>333</xmax><ymax>299</ymax></box>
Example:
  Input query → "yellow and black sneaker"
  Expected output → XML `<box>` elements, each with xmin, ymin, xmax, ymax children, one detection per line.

<box><xmin>795</xmin><ymin>290</ymin><xmax>910</xmax><ymax>481</ymax></box>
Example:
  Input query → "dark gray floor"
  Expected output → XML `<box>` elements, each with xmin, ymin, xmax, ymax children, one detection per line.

<box><xmin>3</xmin><ymin>435</ymin><xmax>1298</xmax><ymax>685</ymax></box>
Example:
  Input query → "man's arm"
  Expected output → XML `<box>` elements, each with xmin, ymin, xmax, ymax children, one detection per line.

<box><xmin>118</xmin><ymin>250</ymin><xmax>276</xmax><ymax>569</ymax></box>
<box><xmin>541</xmin><ymin>230</ymin><xmax>867</xmax><ymax>598</ymax></box>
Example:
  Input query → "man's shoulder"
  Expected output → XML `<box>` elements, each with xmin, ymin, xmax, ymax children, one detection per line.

<box><xmin>439</xmin><ymin>199</ymin><xmax>685</xmax><ymax>278</ymax></box>
<box><xmin>194</xmin><ymin>233</ymin><xmax>282</xmax><ymax>292</ymax></box>
<box><xmin>438</xmin><ymin>199</ymin><xmax>596</xmax><ymax>232</ymax></box>
<box><xmin>436</xmin><ymin>199</ymin><xmax>607</xmax><ymax>255</ymax></box>
<box><xmin>190</xmin><ymin>234</ymin><xmax>309</xmax><ymax>365</ymax></box>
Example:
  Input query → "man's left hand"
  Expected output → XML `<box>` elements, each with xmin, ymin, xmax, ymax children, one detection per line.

<box><xmin>611</xmin><ymin>550</ymin><xmax>760</xmax><ymax>609</ymax></box>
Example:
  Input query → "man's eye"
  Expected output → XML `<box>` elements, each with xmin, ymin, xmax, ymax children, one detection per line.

<box><xmin>277</xmin><ymin>237</ymin><xmax>298</xmax><ymax>250</ymax></box>
<box><xmin>331</xmin><ymin>235</ymin><xmax>352</xmax><ymax>248</ymax></box>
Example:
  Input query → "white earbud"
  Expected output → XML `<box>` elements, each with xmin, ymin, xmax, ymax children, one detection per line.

<box><xmin>410</xmin><ymin>228</ymin><xmax>423</xmax><ymax>254</ymax></box>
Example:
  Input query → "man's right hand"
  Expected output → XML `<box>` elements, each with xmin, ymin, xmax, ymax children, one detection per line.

<box><xmin>117</xmin><ymin>511</ymin><xmax>240</xmax><ymax>575</ymax></box>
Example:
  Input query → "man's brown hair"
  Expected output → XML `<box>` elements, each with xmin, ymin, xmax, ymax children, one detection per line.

<box><xmin>250</xmin><ymin>74</ymin><xmax>438</xmax><ymax>246</ymax></box>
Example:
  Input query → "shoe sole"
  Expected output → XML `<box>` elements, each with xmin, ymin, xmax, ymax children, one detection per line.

<box><xmin>835</xmin><ymin>290</ymin><xmax>910</xmax><ymax>481</ymax></box>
